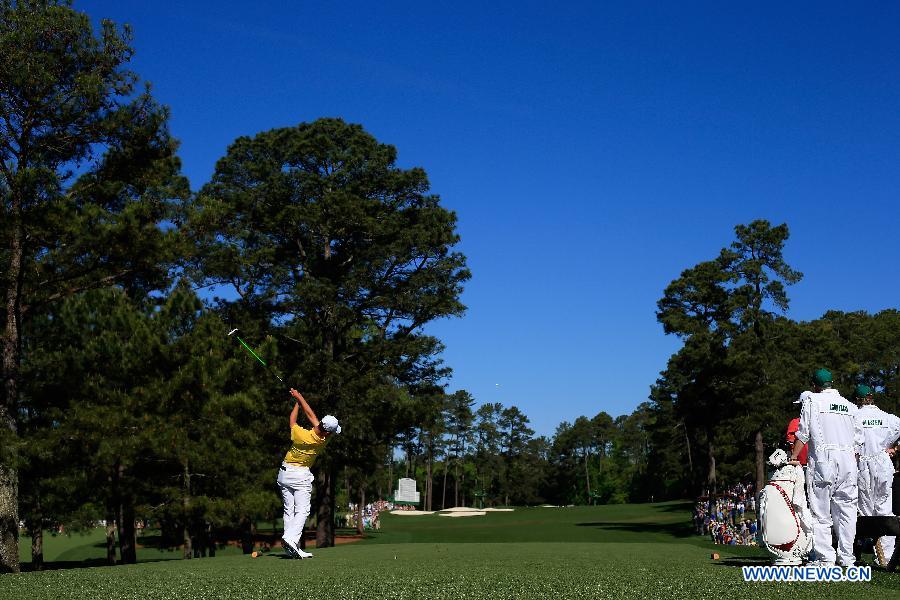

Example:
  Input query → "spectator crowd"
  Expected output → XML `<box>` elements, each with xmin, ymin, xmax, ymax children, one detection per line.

<box><xmin>693</xmin><ymin>481</ymin><xmax>758</xmax><ymax>546</ymax></box>
<box><xmin>346</xmin><ymin>499</ymin><xmax>412</xmax><ymax>530</ymax></box>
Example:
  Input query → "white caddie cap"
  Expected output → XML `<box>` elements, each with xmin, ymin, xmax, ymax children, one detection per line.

<box><xmin>321</xmin><ymin>415</ymin><xmax>341</xmax><ymax>434</ymax></box>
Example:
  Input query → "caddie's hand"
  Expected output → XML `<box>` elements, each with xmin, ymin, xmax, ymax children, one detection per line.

<box><xmin>887</xmin><ymin>448</ymin><xmax>896</xmax><ymax>457</ymax></box>
<box><xmin>788</xmin><ymin>460</ymin><xmax>800</xmax><ymax>466</ymax></box>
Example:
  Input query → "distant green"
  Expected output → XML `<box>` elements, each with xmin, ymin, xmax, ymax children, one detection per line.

<box><xmin>3</xmin><ymin>502</ymin><xmax>897</xmax><ymax>599</ymax></box>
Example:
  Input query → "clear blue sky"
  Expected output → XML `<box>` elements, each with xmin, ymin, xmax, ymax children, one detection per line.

<box><xmin>81</xmin><ymin>1</ymin><xmax>900</xmax><ymax>437</ymax></box>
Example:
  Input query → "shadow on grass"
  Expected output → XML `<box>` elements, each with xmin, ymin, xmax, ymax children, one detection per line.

<box><xmin>715</xmin><ymin>556</ymin><xmax>770</xmax><ymax>568</ymax></box>
<box><xmin>22</xmin><ymin>557</ymin><xmax>175</xmax><ymax>572</ymax></box>
<box><xmin>575</xmin><ymin>521</ymin><xmax>695</xmax><ymax>538</ymax></box>
<box><xmin>652</xmin><ymin>501</ymin><xmax>694</xmax><ymax>514</ymax></box>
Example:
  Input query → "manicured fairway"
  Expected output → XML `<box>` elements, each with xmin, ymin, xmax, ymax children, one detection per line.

<box><xmin>3</xmin><ymin>502</ymin><xmax>898</xmax><ymax>599</ymax></box>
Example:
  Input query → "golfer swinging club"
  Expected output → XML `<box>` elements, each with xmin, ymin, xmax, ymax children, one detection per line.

<box><xmin>277</xmin><ymin>388</ymin><xmax>341</xmax><ymax>559</ymax></box>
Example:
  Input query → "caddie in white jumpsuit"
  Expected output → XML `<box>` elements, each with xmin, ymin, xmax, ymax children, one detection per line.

<box><xmin>854</xmin><ymin>384</ymin><xmax>900</xmax><ymax>566</ymax></box>
<box><xmin>790</xmin><ymin>369</ymin><xmax>863</xmax><ymax>567</ymax></box>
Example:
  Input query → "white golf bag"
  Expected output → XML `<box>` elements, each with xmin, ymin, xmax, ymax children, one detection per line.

<box><xmin>758</xmin><ymin>449</ymin><xmax>814</xmax><ymax>565</ymax></box>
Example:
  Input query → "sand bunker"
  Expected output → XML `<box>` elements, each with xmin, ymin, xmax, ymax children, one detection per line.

<box><xmin>389</xmin><ymin>510</ymin><xmax>435</xmax><ymax>515</ymax></box>
<box><xmin>439</xmin><ymin>511</ymin><xmax>486</xmax><ymax>517</ymax></box>
<box><xmin>388</xmin><ymin>506</ymin><xmax>513</xmax><ymax>517</ymax></box>
<box><xmin>436</xmin><ymin>506</ymin><xmax>514</xmax><ymax>517</ymax></box>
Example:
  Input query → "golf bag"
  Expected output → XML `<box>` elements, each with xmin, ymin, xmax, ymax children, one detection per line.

<box><xmin>758</xmin><ymin>449</ymin><xmax>813</xmax><ymax>565</ymax></box>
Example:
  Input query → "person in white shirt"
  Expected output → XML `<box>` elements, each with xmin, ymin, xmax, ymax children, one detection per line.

<box><xmin>854</xmin><ymin>383</ymin><xmax>900</xmax><ymax>566</ymax></box>
<box><xmin>790</xmin><ymin>369</ymin><xmax>863</xmax><ymax>567</ymax></box>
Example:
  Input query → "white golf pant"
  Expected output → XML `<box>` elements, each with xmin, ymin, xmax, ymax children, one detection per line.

<box><xmin>859</xmin><ymin>453</ymin><xmax>895</xmax><ymax>563</ymax></box>
<box><xmin>277</xmin><ymin>463</ymin><xmax>314</xmax><ymax>548</ymax></box>
<box><xmin>807</xmin><ymin>450</ymin><xmax>858</xmax><ymax>566</ymax></box>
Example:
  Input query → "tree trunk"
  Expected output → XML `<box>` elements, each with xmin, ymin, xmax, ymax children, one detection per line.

<box><xmin>584</xmin><ymin>450</ymin><xmax>592</xmax><ymax>502</ymax></box>
<box><xmin>29</xmin><ymin>515</ymin><xmax>42</xmax><ymax>571</ymax></box>
<box><xmin>119</xmin><ymin>502</ymin><xmax>137</xmax><ymax>564</ymax></box>
<box><xmin>182</xmin><ymin>462</ymin><xmax>192</xmax><ymax>560</ymax></box>
<box><xmin>441</xmin><ymin>461</ymin><xmax>448</xmax><ymax>509</ymax></box>
<box><xmin>105</xmin><ymin>513</ymin><xmax>117</xmax><ymax>566</ymax></box>
<box><xmin>239</xmin><ymin>516</ymin><xmax>253</xmax><ymax>554</ymax></box>
<box><xmin>206</xmin><ymin>521</ymin><xmax>215</xmax><ymax>557</ymax></box>
<box><xmin>315</xmin><ymin>464</ymin><xmax>336</xmax><ymax>548</ymax></box>
<box><xmin>706</xmin><ymin>438</ymin><xmax>717</xmax><ymax>497</ymax></box>
<box><xmin>114</xmin><ymin>464</ymin><xmax>137</xmax><ymax>565</ymax></box>
<box><xmin>1</xmin><ymin>209</ymin><xmax>23</xmax><ymax>574</ymax></box>
<box><xmin>344</xmin><ymin>471</ymin><xmax>351</xmax><ymax>529</ymax></box>
<box><xmin>106</xmin><ymin>472</ymin><xmax>118</xmax><ymax>567</ymax></box>
<box><xmin>426</xmin><ymin>441</ymin><xmax>433</xmax><ymax>511</ymax></box>
<box><xmin>682</xmin><ymin>422</ymin><xmax>693</xmax><ymax>483</ymax></box>
<box><xmin>356</xmin><ymin>486</ymin><xmax>364</xmax><ymax>536</ymax></box>
<box><xmin>754</xmin><ymin>430</ymin><xmax>765</xmax><ymax>495</ymax></box>
<box><xmin>454</xmin><ymin>459</ymin><xmax>460</xmax><ymax>507</ymax></box>
<box><xmin>387</xmin><ymin>443</ymin><xmax>393</xmax><ymax>501</ymax></box>
<box><xmin>112</xmin><ymin>465</ymin><xmax>122</xmax><ymax>564</ymax></box>
<box><xmin>120</xmin><ymin>492</ymin><xmax>137</xmax><ymax>564</ymax></box>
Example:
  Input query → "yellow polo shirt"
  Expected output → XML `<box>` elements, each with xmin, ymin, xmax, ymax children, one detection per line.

<box><xmin>284</xmin><ymin>425</ymin><xmax>327</xmax><ymax>467</ymax></box>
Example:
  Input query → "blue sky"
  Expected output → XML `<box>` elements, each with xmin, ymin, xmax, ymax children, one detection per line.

<box><xmin>80</xmin><ymin>1</ymin><xmax>900</xmax><ymax>437</ymax></box>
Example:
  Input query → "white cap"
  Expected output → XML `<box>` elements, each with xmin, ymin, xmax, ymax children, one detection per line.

<box><xmin>321</xmin><ymin>415</ymin><xmax>341</xmax><ymax>434</ymax></box>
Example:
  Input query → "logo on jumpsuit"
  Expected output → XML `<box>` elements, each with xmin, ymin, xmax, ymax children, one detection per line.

<box><xmin>861</xmin><ymin>419</ymin><xmax>883</xmax><ymax>427</ymax></box>
<box><xmin>828</xmin><ymin>403</ymin><xmax>848</xmax><ymax>413</ymax></box>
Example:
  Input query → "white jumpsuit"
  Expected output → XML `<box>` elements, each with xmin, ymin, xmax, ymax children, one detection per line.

<box><xmin>856</xmin><ymin>404</ymin><xmax>900</xmax><ymax>564</ymax></box>
<box><xmin>794</xmin><ymin>388</ymin><xmax>863</xmax><ymax>566</ymax></box>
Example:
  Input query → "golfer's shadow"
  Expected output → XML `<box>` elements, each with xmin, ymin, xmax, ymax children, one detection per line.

<box><xmin>715</xmin><ymin>556</ymin><xmax>770</xmax><ymax>568</ymax></box>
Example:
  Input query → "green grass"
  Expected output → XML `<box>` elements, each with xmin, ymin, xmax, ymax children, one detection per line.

<box><xmin>370</xmin><ymin>503</ymin><xmax>703</xmax><ymax>545</ymax></box>
<box><xmin>2</xmin><ymin>501</ymin><xmax>897</xmax><ymax>599</ymax></box>
<box><xmin>16</xmin><ymin>528</ymin><xmax>247</xmax><ymax>566</ymax></box>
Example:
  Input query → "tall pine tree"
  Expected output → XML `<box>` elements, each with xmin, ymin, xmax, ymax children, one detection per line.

<box><xmin>0</xmin><ymin>0</ymin><xmax>187</xmax><ymax>571</ymax></box>
<box><xmin>187</xmin><ymin>118</ymin><xmax>468</xmax><ymax>546</ymax></box>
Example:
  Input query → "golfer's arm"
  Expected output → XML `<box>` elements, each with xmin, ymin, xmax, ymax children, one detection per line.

<box><xmin>296</xmin><ymin>394</ymin><xmax>319</xmax><ymax>428</ymax></box>
<box><xmin>289</xmin><ymin>401</ymin><xmax>300</xmax><ymax>429</ymax></box>
<box><xmin>789</xmin><ymin>439</ymin><xmax>804</xmax><ymax>461</ymax></box>
<box><xmin>289</xmin><ymin>388</ymin><xmax>319</xmax><ymax>427</ymax></box>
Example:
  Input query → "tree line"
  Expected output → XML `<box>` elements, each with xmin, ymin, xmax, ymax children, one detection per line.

<box><xmin>390</xmin><ymin>392</ymin><xmax>656</xmax><ymax>509</ymax></box>
<box><xmin>2</xmin><ymin>0</ymin><xmax>898</xmax><ymax>575</ymax></box>
<box><xmin>390</xmin><ymin>222</ymin><xmax>899</xmax><ymax>512</ymax></box>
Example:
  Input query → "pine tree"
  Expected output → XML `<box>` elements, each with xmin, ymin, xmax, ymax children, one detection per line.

<box><xmin>186</xmin><ymin>118</ymin><xmax>468</xmax><ymax>545</ymax></box>
<box><xmin>0</xmin><ymin>0</ymin><xmax>187</xmax><ymax>571</ymax></box>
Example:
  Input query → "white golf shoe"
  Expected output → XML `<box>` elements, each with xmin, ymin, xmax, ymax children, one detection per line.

<box><xmin>806</xmin><ymin>560</ymin><xmax>836</xmax><ymax>568</ymax></box>
<box><xmin>296</xmin><ymin>548</ymin><xmax>314</xmax><ymax>559</ymax></box>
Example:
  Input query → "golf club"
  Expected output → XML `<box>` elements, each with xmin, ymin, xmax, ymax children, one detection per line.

<box><xmin>228</xmin><ymin>328</ymin><xmax>291</xmax><ymax>394</ymax></box>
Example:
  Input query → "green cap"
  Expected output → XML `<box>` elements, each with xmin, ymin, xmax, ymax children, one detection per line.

<box><xmin>812</xmin><ymin>369</ymin><xmax>833</xmax><ymax>386</ymax></box>
<box><xmin>853</xmin><ymin>384</ymin><xmax>873</xmax><ymax>399</ymax></box>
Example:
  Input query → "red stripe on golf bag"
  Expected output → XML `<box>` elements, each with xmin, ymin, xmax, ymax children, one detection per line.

<box><xmin>766</xmin><ymin>481</ymin><xmax>800</xmax><ymax>552</ymax></box>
